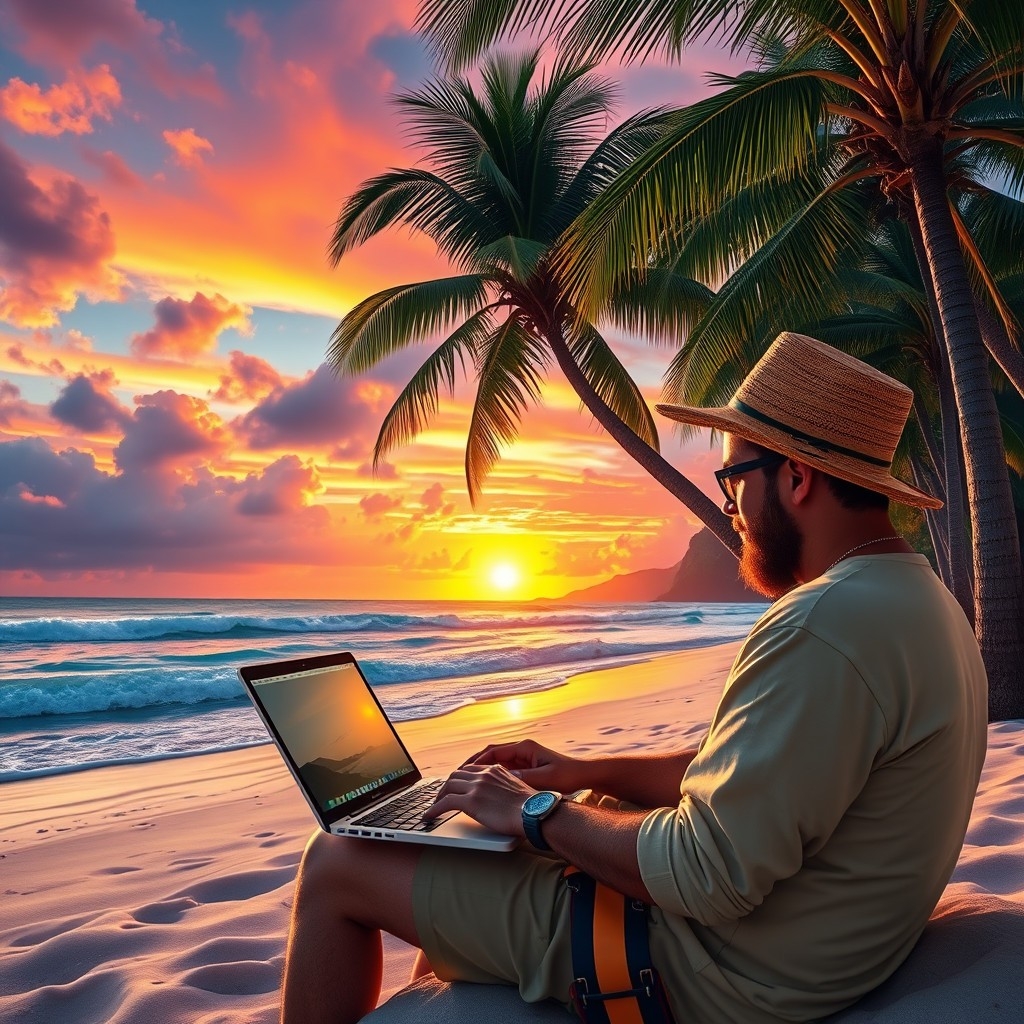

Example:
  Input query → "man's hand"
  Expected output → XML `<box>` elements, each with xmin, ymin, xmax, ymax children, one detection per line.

<box><xmin>424</xmin><ymin>763</ymin><xmax>534</xmax><ymax>838</ymax></box>
<box><xmin>463</xmin><ymin>739</ymin><xmax>591</xmax><ymax>794</ymax></box>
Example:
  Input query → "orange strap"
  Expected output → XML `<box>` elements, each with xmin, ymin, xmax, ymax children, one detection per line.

<box><xmin>593</xmin><ymin>881</ymin><xmax>646</xmax><ymax>1024</ymax></box>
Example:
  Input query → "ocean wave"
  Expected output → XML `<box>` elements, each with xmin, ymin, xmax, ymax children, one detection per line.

<box><xmin>0</xmin><ymin>606</ymin><xmax>702</xmax><ymax>645</ymax></box>
<box><xmin>0</xmin><ymin>632</ymin><xmax>736</xmax><ymax>721</ymax></box>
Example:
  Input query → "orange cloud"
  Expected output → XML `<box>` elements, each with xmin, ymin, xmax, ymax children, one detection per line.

<box><xmin>130</xmin><ymin>292</ymin><xmax>251</xmax><ymax>360</ymax></box>
<box><xmin>0</xmin><ymin>141</ymin><xmax>122</xmax><ymax>327</ymax></box>
<box><xmin>0</xmin><ymin>64</ymin><xmax>121</xmax><ymax>136</ymax></box>
<box><xmin>211</xmin><ymin>350</ymin><xmax>284</xmax><ymax>403</ymax></box>
<box><xmin>162</xmin><ymin>128</ymin><xmax>214</xmax><ymax>168</ymax></box>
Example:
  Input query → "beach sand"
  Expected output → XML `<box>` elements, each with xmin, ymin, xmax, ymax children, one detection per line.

<box><xmin>1</xmin><ymin>642</ymin><xmax>1021</xmax><ymax>1023</ymax></box>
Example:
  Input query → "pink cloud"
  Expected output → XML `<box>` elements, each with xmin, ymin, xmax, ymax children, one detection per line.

<box><xmin>114</xmin><ymin>390</ymin><xmax>227</xmax><ymax>473</ymax></box>
<box><xmin>50</xmin><ymin>371</ymin><xmax>132</xmax><ymax>434</ymax></box>
<box><xmin>360</xmin><ymin>492</ymin><xmax>402</xmax><ymax>519</ymax></box>
<box><xmin>0</xmin><ymin>64</ymin><xmax>121</xmax><ymax>136</ymax></box>
<box><xmin>212</xmin><ymin>350</ymin><xmax>284</xmax><ymax>403</ymax></box>
<box><xmin>162</xmin><ymin>127</ymin><xmax>214</xmax><ymax>169</ymax></box>
<box><xmin>237</xmin><ymin>364</ymin><xmax>385</xmax><ymax>454</ymax></box>
<box><xmin>4</xmin><ymin>0</ymin><xmax>223</xmax><ymax>102</ymax></box>
<box><xmin>130</xmin><ymin>293</ymin><xmax>250</xmax><ymax>360</ymax></box>
<box><xmin>0</xmin><ymin>140</ymin><xmax>122</xmax><ymax>327</ymax></box>
<box><xmin>0</xmin><ymin>380</ymin><xmax>30</xmax><ymax>428</ymax></box>
<box><xmin>78</xmin><ymin>146</ymin><xmax>142</xmax><ymax>188</ymax></box>
<box><xmin>237</xmin><ymin>455</ymin><xmax>323</xmax><ymax>516</ymax></box>
<box><xmin>0</xmin><ymin>435</ymin><xmax>330</xmax><ymax>574</ymax></box>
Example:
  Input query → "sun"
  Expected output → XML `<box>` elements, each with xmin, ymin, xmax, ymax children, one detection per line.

<box><xmin>489</xmin><ymin>562</ymin><xmax>521</xmax><ymax>593</ymax></box>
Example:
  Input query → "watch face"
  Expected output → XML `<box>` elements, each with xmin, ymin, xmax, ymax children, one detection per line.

<box><xmin>524</xmin><ymin>791</ymin><xmax>558</xmax><ymax>816</ymax></box>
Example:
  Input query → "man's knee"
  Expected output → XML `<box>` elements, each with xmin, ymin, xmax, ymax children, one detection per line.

<box><xmin>296</xmin><ymin>830</ymin><xmax>422</xmax><ymax>936</ymax></box>
<box><xmin>298</xmin><ymin>829</ymin><xmax>367</xmax><ymax>894</ymax></box>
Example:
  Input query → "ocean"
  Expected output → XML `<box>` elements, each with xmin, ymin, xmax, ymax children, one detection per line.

<box><xmin>0</xmin><ymin>597</ymin><xmax>766</xmax><ymax>782</ymax></box>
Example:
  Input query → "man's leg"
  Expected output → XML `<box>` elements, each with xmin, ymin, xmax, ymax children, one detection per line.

<box><xmin>280</xmin><ymin>830</ymin><xmax>424</xmax><ymax>1024</ymax></box>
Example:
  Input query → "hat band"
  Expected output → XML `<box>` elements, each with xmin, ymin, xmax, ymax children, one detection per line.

<box><xmin>730</xmin><ymin>399</ymin><xmax>892</xmax><ymax>469</ymax></box>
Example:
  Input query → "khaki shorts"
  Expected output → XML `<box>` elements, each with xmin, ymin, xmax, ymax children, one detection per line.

<box><xmin>412</xmin><ymin>845</ymin><xmax>576</xmax><ymax>1006</ymax></box>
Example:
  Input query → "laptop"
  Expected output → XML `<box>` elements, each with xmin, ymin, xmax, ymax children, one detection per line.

<box><xmin>237</xmin><ymin>651</ymin><xmax>518</xmax><ymax>851</ymax></box>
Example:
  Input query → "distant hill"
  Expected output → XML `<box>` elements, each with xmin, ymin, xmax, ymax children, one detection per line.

<box><xmin>553</xmin><ymin>528</ymin><xmax>763</xmax><ymax>604</ymax></box>
<box><xmin>555</xmin><ymin>562</ymin><xmax>681</xmax><ymax>603</ymax></box>
<box><xmin>657</xmin><ymin>528</ymin><xmax>763</xmax><ymax>603</ymax></box>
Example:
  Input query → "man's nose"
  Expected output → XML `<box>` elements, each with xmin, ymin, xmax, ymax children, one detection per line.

<box><xmin>722</xmin><ymin>497</ymin><xmax>738</xmax><ymax>516</ymax></box>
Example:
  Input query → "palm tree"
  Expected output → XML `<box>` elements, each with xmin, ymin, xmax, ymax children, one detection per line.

<box><xmin>418</xmin><ymin>0</ymin><xmax>1024</xmax><ymax>717</ymax></box>
<box><xmin>327</xmin><ymin>50</ymin><xmax>740</xmax><ymax>554</ymax></box>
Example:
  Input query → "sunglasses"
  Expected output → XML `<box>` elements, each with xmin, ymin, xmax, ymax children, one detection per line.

<box><xmin>715</xmin><ymin>453</ymin><xmax>787</xmax><ymax>503</ymax></box>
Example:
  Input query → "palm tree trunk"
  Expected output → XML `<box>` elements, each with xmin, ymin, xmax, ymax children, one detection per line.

<box><xmin>935</xmin><ymin>341</ymin><xmax>976</xmax><ymax>622</ymax></box>
<box><xmin>907</xmin><ymin>214</ymin><xmax>974</xmax><ymax>618</ymax></box>
<box><xmin>909</xmin><ymin>140</ymin><xmax>1024</xmax><ymax>720</ymax></box>
<box><xmin>545</xmin><ymin>323</ymin><xmax>742</xmax><ymax>557</ymax></box>
<box><xmin>976</xmin><ymin>300</ymin><xmax>1024</xmax><ymax>402</ymax></box>
<box><xmin>911</xmin><ymin>451</ymin><xmax>952</xmax><ymax>586</ymax></box>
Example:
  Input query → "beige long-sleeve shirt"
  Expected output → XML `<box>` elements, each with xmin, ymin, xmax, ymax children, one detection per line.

<box><xmin>637</xmin><ymin>554</ymin><xmax>987</xmax><ymax>1022</ymax></box>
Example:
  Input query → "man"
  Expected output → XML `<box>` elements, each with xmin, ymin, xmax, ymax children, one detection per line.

<box><xmin>281</xmin><ymin>333</ymin><xmax>987</xmax><ymax>1024</ymax></box>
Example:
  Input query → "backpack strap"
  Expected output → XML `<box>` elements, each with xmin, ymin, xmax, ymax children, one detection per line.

<box><xmin>563</xmin><ymin>867</ymin><xmax>676</xmax><ymax>1024</ymax></box>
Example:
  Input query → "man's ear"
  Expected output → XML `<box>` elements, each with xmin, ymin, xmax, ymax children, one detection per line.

<box><xmin>783</xmin><ymin>459</ymin><xmax>815</xmax><ymax>507</ymax></box>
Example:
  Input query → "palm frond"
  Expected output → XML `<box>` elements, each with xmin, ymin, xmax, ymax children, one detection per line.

<box><xmin>373</xmin><ymin>308</ymin><xmax>494</xmax><ymax>465</ymax></box>
<box><xmin>663</xmin><ymin>176</ymin><xmax>873</xmax><ymax>404</ymax></box>
<box><xmin>473</xmin><ymin>235</ymin><xmax>548</xmax><ymax>281</ymax></box>
<box><xmin>328</xmin><ymin>275</ymin><xmax>490</xmax><ymax>375</ymax></box>
<box><xmin>604</xmin><ymin>268</ymin><xmax>715</xmax><ymax>346</ymax></box>
<box><xmin>329</xmin><ymin>170</ymin><xmax>494</xmax><ymax>268</ymax></box>
<box><xmin>564</xmin><ymin>319</ymin><xmax>660</xmax><ymax>448</ymax></box>
<box><xmin>464</xmin><ymin>316</ymin><xmax>549</xmax><ymax>504</ymax></box>
<box><xmin>558</xmin><ymin>68</ymin><xmax>828</xmax><ymax>316</ymax></box>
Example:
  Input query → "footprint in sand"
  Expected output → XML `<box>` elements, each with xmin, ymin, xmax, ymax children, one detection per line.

<box><xmin>170</xmin><ymin>865</ymin><xmax>297</xmax><ymax>905</ymax></box>
<box><xmin>131</xmin><ymin>896</ymin><xmax>200</xmax><ymax>924</ymax></box>
<box><xmin>168</xmin><ymin>857</ymin><xmax>215</xmax><ymax>872</ymax></box>
<box><xmin>181</xmin><ymin>958</ymin><xmax>282</xmax><ymax>996</ymax></box>
<box><xmin>93</xmin><ymin>865</ymin><xmax>143</xmax><ymax>875</ymax></box>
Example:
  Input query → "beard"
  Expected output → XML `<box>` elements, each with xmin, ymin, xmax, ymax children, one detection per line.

<box><xmin>737</xmin><ymin>478</ymin><xmax>803</xmax><ymax>600</ymax></box>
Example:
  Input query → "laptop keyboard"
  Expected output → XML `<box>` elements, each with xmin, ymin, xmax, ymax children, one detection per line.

<box><xmin>351</xmin><ymin>780</ymin><xmax>458</xmax><ymax>832</ymax></box>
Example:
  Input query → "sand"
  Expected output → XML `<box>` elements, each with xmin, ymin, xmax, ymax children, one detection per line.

<box><xmin>1</xmin><ymin>642</ymin><xmax>1021</xmax><ymax>1023</ymax></box>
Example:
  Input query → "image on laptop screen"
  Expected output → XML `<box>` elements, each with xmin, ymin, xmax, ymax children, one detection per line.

<box><xmin>251</xmin><ymin>662</ymin><xmax>416</xmax><ymax>814</ymax></box>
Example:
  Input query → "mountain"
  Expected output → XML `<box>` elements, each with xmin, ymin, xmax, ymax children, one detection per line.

<box><xmin>554</xmin><ymin>562</ymin><xmax>680</xmax><ymax>603</ymax></box>
<box><xmin>657</xmin><ymin>528</ymin><xmax>763</xmax><ymax>602</ymax></box>
<box><xmin>553</xmin><ymin>528</ymin><xmax>762</xmax><ymax>604</ymax></box>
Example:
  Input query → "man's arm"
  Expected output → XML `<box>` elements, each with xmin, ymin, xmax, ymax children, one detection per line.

<box><xmin>467</xmin><ymin>740</ymin><xmax>698</xmax><ymax>808</ymax></box>
<box><xmin>426</xmin><ymin>761</ymin><xmax>654</xmax><ymax>901</ymax></box>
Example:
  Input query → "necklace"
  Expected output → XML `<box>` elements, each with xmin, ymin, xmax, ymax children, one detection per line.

<box><xmin>824</xmin><ymin>536</ymin><xmax>903</xmax><ymax>574</ymax></box>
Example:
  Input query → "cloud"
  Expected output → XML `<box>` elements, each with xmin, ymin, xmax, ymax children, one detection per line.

<box><xmin>237</xmin><ymin>363</ymin><xmax>386</xmax><ymax>453</ymax></box>
<box><xmin>130</xmin><ymin>293</ymin><xmax>251</xmax><ymax>360</ymax></box>
<box><xmin>78</xmin><ymin>146</ymin><xmax>142</xmax><ymax>188</ymax></box>
<box><xmin>419</xmin><ymin>482</ymin><xmax>454</xmax><ymax>517</ymax></box>
<box><xmin>237</xmin><ymin>455</ymin><xmax>323</xmax><ymax>516</ymax></box>
<box><xmin>0</xmin><ymin>380</ymin><xmax>30</xmax><ymax>428</ymax></box>
<box><xmin>211</xmin><ymin>349</ymin><xmax>283</xmax><ymax>403</ymax></box>
<box><xmin>0</xmin><ymin>140</ymin><xmax>122</xmax><ymax>327</ymax></box>
<box><xmin>356</xmin><ymin>460</ymin><xmax>398</xmax><ymax>480</ymax></box>
<box><xmin>50</xmin><ymin>371</ymin><xmax>132</xmax><ymax>433</ymax></box>
<box><xmin>0</xmin><ymin>435</ymin><xmax>330</xmax><ymax>573</ymax></box>
<box><xmin>0</xmin><ymin>65</ymin><xmax>121</xmax><ymax>136</ymax></box>
<box><xmin>360</xmin><ymin>492</ymin><xmax>401</xmax><ymax>520</ymax></box>
<box><xmin>162</xmin><ymin>128</ymin><xmax>214</xmax><ymax>168</ymax></box>
<box><xmin>4</xmin><ymin>0</ymin><xmax>223</xmax><ymax>102</ymax></box>
<box><xmin>114</xmin><ymin>390</ymin><xmax>226</xmax><ymax>473</ymax></box>
<box><xmin>541</xmin><ymin>533</ymin><xmax>639</xmax><ymax>578</ymax></box>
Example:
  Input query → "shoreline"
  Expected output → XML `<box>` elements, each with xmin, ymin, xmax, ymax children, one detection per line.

<box><xmin>2</xmin><ymin>642</ymin><xmax>1022</xmax><ymax>1023</ymax></box>
<box><xmin>0</xmin><ymin>642</ymin><xmax>740</xmax><ymax>784</ymax></box>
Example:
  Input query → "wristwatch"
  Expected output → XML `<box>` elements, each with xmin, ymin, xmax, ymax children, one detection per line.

<box><xmin>521</xmin><ymin>790</ymin><xmax>562</xmax><ymax>851</ymax></box>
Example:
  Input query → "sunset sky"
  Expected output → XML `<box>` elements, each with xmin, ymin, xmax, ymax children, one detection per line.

<box><xmin>0</xmin><ymin>0</ymin><xmax>743</xmax><ymax>602</ymax></box>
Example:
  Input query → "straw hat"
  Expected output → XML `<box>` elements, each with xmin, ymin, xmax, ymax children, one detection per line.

<box><xmin>656</xmin><ymin>332</ymin><xmax>943</xmax><ymax>509</ymax></box>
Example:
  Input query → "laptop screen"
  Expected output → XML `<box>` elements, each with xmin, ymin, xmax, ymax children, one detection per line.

<box><xmin>242</xmin><ymin>653</ymin><xmax>421</xmax><ymax>827</ymax></box>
